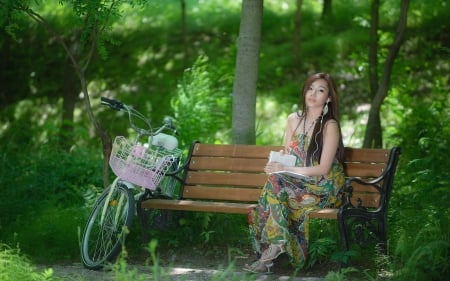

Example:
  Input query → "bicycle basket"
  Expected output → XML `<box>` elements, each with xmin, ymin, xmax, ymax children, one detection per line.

<box><xmin>109</xmin><ymin>136</ymin><xmax>182</xmax><ymax>190</ymax></box>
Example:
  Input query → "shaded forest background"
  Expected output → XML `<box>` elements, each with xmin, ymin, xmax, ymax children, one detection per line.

<box><xmin>0</xmin><ymin>0</ymin><xmax>449</xmax><ymax>280</ymax></box>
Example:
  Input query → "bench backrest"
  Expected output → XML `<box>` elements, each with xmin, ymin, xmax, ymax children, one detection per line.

<box><xmin>180</xmin><ymin>142</ymin><xmax>400</xmax><ymax>209</ymax></box>
<box><xmin>180</xmin><ymin>142</ymin><xmax>279</xmax><ymax>203</ymax></box>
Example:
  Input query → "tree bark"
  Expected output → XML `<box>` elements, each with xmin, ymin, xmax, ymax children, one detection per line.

<box><xmin>368</xmin><ymin>0</ymin><xmax>379</xmax><ymax>99</ymax></box>
<box><xmin>363</xmin><ymin>0</ymin><xmax>409</xmax><ymax>148</ymax></box>
<box><xmin>60</xmin><ymin>56</ymin><xmax>78</xmax><ymax>151</ymax></box>
<box><xmin>322</xmin><ymin>0</ymin><xmax>332</xmax><ymax>18</ymax></box>
<box><xmin>231</xmin><ymin>0</ymin><xmax>263</xmax><ymax>144</ymax></box>
<box><xmin>293</xmin><ymin>0</ymin><xmax>303</xmax><ymax>71</ymax></box>
<box><xmin>180</xmin><ymin>0</ymin><xmax>188</xmax><ymax>68</ymax></box>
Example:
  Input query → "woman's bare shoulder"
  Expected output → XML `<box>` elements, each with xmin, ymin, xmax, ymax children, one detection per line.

<box><xmin>288</xmin><ymin>111</ymin><xmax>302</xmax><ymax>120</ymax></box>
<box><xmin>325</xmin><ymin>119</ymin><xmax>338</xmax><ymax>126</ymax></box>
<box><xmin>323</xmin><ymin>119</ymin><xmax>339</xmax><ymax>134</ymax></box>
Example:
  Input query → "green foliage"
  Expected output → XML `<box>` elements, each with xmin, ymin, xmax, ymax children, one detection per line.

<box><xmin>392</xmin><ymin>222</ymin><xmax>449</xmax><ymax>281</ymax></box>
<box><xmin>147</xmin><ymin>212</ymin><xmax>249</xmax><ymax>250</ymax></box>
<box><xmin>324</xmin><ymin>267</ymin><xmax>360</xmax><ymax>281</ymax></box>
<box><xmin>0</xmin><ymin>103</ymin><xmax>102</xmax><ymax>261</ymax></box>
<box><xmin>8</xmin><ymin>206</ymin><xmax>88</xmax><ymax>263</ymax></box>
<box><xmin>384</xmin><ymin>64</ymin><xmax>450</xmax><ymax>280</ymax></box>
<box><xmin>306</xmin><ymin>237</ymin><xmax>337</xmax><ymax>269</ymax></box>
<box><xmin>109</xmin><ymin>243</ymin><xmax>150</xmax><ymax>281</ymax></box>
<box><xmin>171</xmin><ymin>55</ymin><xmax>232</xmax><ymax>145</ymax></box>
<box><xmin>0</xmin><ymin>244</ymin><xmax>61</xmax><ymax>281</ymax></box>
<box><xmin>306</xmin><ymin>219</ymin><xmax>360</xmax><ymax>268</ymax></box>
<box><xmin>0</xmin><ymin>139</ymin><xmax>101</xmax><ymax>221</ymax></box>
<box><xmin>388</xmin><ymin>79</ymin><xmax>450</xmax><ymax>227</ymax></box>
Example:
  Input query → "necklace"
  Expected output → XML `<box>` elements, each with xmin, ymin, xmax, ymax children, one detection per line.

<box><xmin>303</xmin><ymin>117</ymin><xmax>316</xmax><ymax>135</ymax></box>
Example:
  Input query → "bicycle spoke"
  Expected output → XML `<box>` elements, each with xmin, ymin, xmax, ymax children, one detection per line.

<box><xmin>81</xmin><ymin>184</ymin><xmax>134</xmax><ymax>269</ymax></box>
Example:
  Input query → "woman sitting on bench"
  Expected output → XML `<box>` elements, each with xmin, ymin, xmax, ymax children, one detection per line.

<box><xmin>244</xmin><ymin>72</ymin><xmax>346</xmax><ymax>274</ymax></box>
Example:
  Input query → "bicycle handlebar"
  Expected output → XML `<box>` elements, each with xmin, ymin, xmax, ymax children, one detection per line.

<box><xmin>101</xmin><ymin>97</ymin><xmax>125</xmax><ymax>111</ymax></box>
<box><xmin>100</xmin><ymin>96</ymin><xmax>177</xmax><ymax>139</ymax></box>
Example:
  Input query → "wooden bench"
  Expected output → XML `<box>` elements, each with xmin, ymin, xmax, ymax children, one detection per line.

<box><xmin>138</xmin><ymin>142</ymin><xmax>401</xmax><ymax>254</ymax></box>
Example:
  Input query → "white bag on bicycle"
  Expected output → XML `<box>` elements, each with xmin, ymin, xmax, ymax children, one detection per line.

<box><xmin>150</xmin><ymin>133</ymin><xmax>178</xmax><ymax>151</ymax></box>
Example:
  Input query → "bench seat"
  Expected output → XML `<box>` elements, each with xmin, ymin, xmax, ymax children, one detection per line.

<box><xmin>142</xmin><ymin>199</ymin><xmax>339</xmax><ymax>219</ymax></box>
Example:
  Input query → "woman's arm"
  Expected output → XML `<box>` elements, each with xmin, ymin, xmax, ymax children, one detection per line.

<box><xmin>284</xmin><ymin>112</ymin><xmax>299</xmax><ymax>152</ymax></box>
<box><xmin>266</xmin><ymin>120</ymin><xmax>340</xmax><ymax>177</ymax></box>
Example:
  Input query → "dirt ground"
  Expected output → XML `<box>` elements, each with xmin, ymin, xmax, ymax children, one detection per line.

<box><xmin>42</xmin><ymin>245</ymin><xmax>337</xmax><ymax>281</ymax></box>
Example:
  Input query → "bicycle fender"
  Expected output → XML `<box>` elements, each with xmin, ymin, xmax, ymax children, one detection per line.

<box><xmin>115</xmin><ymin>178</ymin><xmax>136</xmax><ymax>190</ymax></box>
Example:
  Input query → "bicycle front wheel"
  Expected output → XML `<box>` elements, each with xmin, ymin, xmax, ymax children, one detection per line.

<box><xmin>81</xmin><ymin>182</ymin><xmax>135</xmax><ymax>270</ymax></box>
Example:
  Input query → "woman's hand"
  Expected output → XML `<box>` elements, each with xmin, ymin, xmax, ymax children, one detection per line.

<box><xmin>264</xmin><ymin>162</ymin><xmax>284</xmax><ymax>174</ymax></box>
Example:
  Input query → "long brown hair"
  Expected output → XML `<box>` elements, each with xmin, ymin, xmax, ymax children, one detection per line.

<box><xmin>299</xmin><ymin>73</ymin><xmax>345</xmax><ymax>164</ymax></box>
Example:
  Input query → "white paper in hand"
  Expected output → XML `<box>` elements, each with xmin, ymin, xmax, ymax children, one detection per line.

<box><xmin>269</xmin><ymin>151</ymin><xmax>296</xmax><ymax>167</ymax></box>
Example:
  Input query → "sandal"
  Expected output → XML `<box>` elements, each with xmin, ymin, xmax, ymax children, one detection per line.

<box><xmin>260</xmin><ymin>243</ymin><xmax>286</xmax><ymax>262</ymax></box>
<box><xmin>243</xmin><ymin>260</ymin><xmax>274</xmax><ymax>274</ymax></box>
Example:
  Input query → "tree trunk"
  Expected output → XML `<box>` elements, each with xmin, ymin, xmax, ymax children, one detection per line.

<box><xmin>293</xmin><ymin>0</ymin><xmax>303</xmax><ymax>71</ymax></box>
<box><xmin>322</xmin><ymin>0</ymin><xmax>332</xmax><ymax>18</ymax></box>
<box><xmin>60</xmin><ymin>57</ymin><xmax>78</xmax><ymax>151</ymax></box>
<box><xmin>231</xmin><ymin>0</ymin><xmax>263</xmax><ymax>144</ymax></box>
<box><xmin>180</xmin><ymin>0</ymin><xmax>188</xmax><ymax>68</ymax></box>
<box><xmin>363</xmin><ymin>0</ymin><xmax>409</xmax><ymax>148</ymax></box>
<box><xmin>368</xmin><ymin>0</ymin><xmax>379</xmax><ymax>99</ymax></box>
<box><xmin>79</xmin><ymin>74</ymin><xmax>112</xmax><ymax>187</ymax></box>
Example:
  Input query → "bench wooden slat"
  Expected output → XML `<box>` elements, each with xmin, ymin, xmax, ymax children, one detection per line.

<box><xmin>189</xmin><ymin>156</ymin><xmax>267</xmax><ymax>172</ymax></box>
<box><xmin>141</xmin><ymin>199</ymin><xmax>339</xmax><ymax>219</ymax></box>
<box><xmin>344</xmin><ymin>148</ymin><xmax>390</xmax><ymax>163</ymax></box>
<box><xmin>185</xmin><ymin>171</ymin><xmax>268</xmax><ymax>187</ymax></box>
<box><xmin>193</xmin><ymin>143</ymin><xmax>282</xmax><ymax>158</ymax></box>
<box><xmin>181</xmin><ymin>186</ymin><xmax>381</xmax><ymax>208</ymax></box>
<box><xmin>182</xmin><ymin>186</ymin><xmax>261</xmax><ymax>201</ymax></box>
<box><xmin>141</xmin><ymin>199</ymin><xmax>256</xmax><ymax>214</ymax></box>
<box><xmin>350</xmin><ymin>183</ymin><xmax>380</xmax><ymax>193</ymax></box>
<box><xmin>309</xmin><ymin>208</ymin><xmax>338</xmax><ymax>219</ymax></box>
<box><xmin>344</xmin><ymin>163</ymin><xmax>386</xmax><ymax>178</ymax></box>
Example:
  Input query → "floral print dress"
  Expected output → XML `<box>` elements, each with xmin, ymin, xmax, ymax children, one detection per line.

<box><xmin>248</xmin><ymin>133</ymin><xmax>345</xmax><ymax>268</ymax></box>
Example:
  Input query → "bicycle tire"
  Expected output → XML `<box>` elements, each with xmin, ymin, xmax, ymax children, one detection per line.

<box><xmin>81</xmin><ymin>182</ymin><xmax>135</xmax><ymax>270</ymax></box>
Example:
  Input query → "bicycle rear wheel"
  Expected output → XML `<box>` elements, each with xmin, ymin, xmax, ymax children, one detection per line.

<box><xmin>81</xmin><ymin>182</ymin><xmax>135</xmax><ymax>270</ymax></box>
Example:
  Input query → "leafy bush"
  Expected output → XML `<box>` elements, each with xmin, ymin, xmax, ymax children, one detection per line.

<box><xmin>0</xmin><ymin>116</ymin><xmax>103</xmax><ymax>262</ymax></box>
<box><xmin>387</xmin><ymin>79</ymin><xmax>450</xmax><ymax>280</ymax></box>
<box><xmin>0</xmin><ymin>244</ymin><xmax>61</xmax><ymax>281</ymax></box>
<box><xmin>8</xmin><ymin>206</ymin><xmax>89</xmax><ymax>263</ymax></box>
<box><xmin>392</xmin><ymin>223</ymin><xmax>449</xmax><ymax>281</ymax></box>
<box><xmin>171</xmin><ymin>55</ymin><xmax>233</xmax><ymax>146</ymax></box>
<box><xmin>145</xmin><ymin>212</ymin><xmax>249</xmax><ymax>249</ymax></box>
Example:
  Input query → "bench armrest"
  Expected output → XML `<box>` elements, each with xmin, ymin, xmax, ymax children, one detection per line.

<box><xmin>161</xmin><ymin>140</ymin><xmax>200</xmax><ymax>186</ymax></box>
<box><xmin>342</xmin><ymin>146</ymin><xmax>402</xmax><ymax>210</ymax></box>
<box><xmin>342</xmin><ymin>176</ymin><xmax>383</xmax><ymax>209</ymax></box>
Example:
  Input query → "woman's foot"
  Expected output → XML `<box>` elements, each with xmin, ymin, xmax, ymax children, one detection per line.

<box><xmin>260</xmin><ymin>243</ymin><xmax>286</xmax><ymax>262</ymax></box>
<box><xmin>243</xmin><ymin>260</ymin><xmax>274</xmax><ymax>274</ymax></box>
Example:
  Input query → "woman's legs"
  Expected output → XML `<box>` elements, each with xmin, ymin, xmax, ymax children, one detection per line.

<box><xmin>249</xmin><ymin>176</ymin><xmax>290</xmax><ymax>255</ymax></box>
<box><xmin>246</xmin><ymin>176</ymin><xmax>290</xmax><ymax>273</ymax></box>
<box><xmin>248</xmin><ymin>175</ymin><xmax>329</xmax><ymax>270</ymax></box>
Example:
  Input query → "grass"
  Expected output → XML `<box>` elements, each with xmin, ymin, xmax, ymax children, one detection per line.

<box><xmin>0</xmin><ymin>244</ymin><xmax>61</xmax><ymax>281</ymax></box>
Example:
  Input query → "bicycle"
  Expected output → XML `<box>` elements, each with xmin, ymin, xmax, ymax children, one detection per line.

<box><xmin>80</xmin><ymin>97</ymin><xmax>183</xmax><ymax>270</ymax></box>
